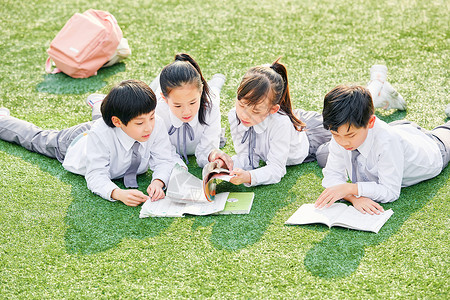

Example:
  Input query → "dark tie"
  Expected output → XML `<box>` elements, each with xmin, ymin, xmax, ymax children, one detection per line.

<box><xmin>351</xmin><ymin>149</ymin><xmax>360</xmax><ymax>183</ymax></box>
<box><xmin>168</xmin><ymin>123</ymin><xmax>195</xmax><ymax>164</ymax></box>
<box><xmin>123</xmin><ymin>141</ymin><xmax>141</xmax><ymax>188</ymax></box>
<box><xmin>241</xmin><ymin>126</ymin><xmax>256</xmax><ymax>169</ymax></box>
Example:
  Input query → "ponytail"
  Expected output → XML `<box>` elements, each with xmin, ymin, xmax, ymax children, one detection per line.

<box><xmin>159</xmin><ymin>53</ymin><xmax>211</xmax><ymax>125</ymax></box>
<box><xmin>236</xmin><ymin>58</ymin><xmax>305</xmax><ymax>131</ymax></box>
<box><xmin>270</xmin><ymin>58</ymin><xmax>305</xmax><ymax>131</ymax></box>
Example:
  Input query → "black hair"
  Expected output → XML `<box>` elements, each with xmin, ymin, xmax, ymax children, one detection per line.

<box><xmin>159</xmin><ymin>53</ymin><xmax>211</xmax><ymax>125</ymax></box>
<box><xmin>322</xmin><ymin>85</ymin><xmax>375</xmax><ymax>131</ymax></box>
<box><xmin>236</xmin><ymin>58</ymin><xmax>305</xmax><ymax>131</ymax></box>
<box><xmin>101</xmin><ymin>80</ymin><xmax>156</xmax><ymax>127</ymax></box>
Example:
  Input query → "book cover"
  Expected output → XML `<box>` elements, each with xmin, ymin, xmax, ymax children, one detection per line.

<box><xmin>215</xmin><ymin>192</ymin><xmax>255</xmax><ymax>215</ymax></box>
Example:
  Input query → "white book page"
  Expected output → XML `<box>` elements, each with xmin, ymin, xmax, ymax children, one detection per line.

<box><xmin>333</xmin><ymin>206</ymin><xmax>394</xmax><ymax>233</ymax></box>
<box><xmin>139</xmin><ymin>197</ymin><xmax>187</xmax><ymax>218</ymax></box>
<box><xmin>166</xmin><ymin>164</ymin><xmax>206</xmax><ymax>202</ymax></box>
<box><xmin>182</xmin><ymin>192</ymin><xmax>229</xmax><ymax>216</ymax></box>
<box><xmin>139</xmin><ymin>193</ymin><xmax>229</xmax><ymax>218</ymax></box>
<box><xmin>285</xmin><ymin>203</ymin><xmax>348</xmax><ymax>227</ymax></box>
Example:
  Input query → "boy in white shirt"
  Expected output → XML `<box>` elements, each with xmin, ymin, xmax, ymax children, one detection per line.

<box><xmin>315</xmin><ymin>85</ymin><xmax>450</xmax><ymax>215</ymax></box>
<box><xmin>0</xmin><ymin>80</ymin><xmax>183</xmax><ymax>206</ymax></box>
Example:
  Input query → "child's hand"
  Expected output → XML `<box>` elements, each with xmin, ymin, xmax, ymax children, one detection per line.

<box><xmin>315</xmin><ymin>183</ymin><xmax>356</xmax><ymax>209</ymax></box>
<box><xmin>351</xmin><ymin>196</ymin><xmax>384</xmax><ymax>215</ymax></box>
<box><xmin>209</xmin><ymin>149</ymin><xmax>234</xmax><ymax>171</ymax></box>
<box><xmin>229</xmin><ymin>168</ymin><xmax>251</xmax><ymax>185</ymax></box>
<box><xmin>111</xmin><ymin>188</ymin><xmax>149</xmax><ymax>207</ymax></box>
<box><xmin>147</xmin><ymin>179</ymin><xmax>165</xmax><ymax>201</ymax></box>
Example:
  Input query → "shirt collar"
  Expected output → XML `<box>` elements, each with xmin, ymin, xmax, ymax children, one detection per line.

<box><xmin>356</xmin><ymin>117</ymin><xmax>377</xmax><ymax>158</ymax></box>
<box><xmin>115</xmin><ymin>127</ymin><xmax>140</xmax><ymax>151</ymax></box>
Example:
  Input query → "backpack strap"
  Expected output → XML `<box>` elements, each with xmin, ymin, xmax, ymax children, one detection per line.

<box><xmin>45</xmin><ymin>57</ymin><xmax>61</xmax><ymax>74</ymax></box>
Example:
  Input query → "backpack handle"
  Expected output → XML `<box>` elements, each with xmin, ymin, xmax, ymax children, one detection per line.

<box><xmin>45</xmin><ymin>57</ymin><xmax>61</xmax><ymax>74</ymax></box>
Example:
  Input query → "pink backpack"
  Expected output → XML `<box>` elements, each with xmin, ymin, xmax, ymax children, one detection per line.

<box><xmin>45</xmin><ymin>9</ymin><xmax>123</xmax><ymax>78</ymax></box>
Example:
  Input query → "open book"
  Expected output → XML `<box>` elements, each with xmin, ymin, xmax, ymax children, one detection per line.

<box><xmin>139</xmin><ymin>164</ymin><xmax>252</xmax><ymax>218</ymax></box>
<box><xmin>285</xmin><ymin>203</ymin><xmax>394</xmax><ymax>233</ymax></box>
<box><xmin>202</xmin><ymin>161</ymin><xmax>233</xmax><ymax>201</ymax></box>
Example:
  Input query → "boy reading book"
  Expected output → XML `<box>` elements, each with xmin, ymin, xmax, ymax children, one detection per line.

<box><xmin>0</xmin><ymin>80</ymin><xmax>184</xmax><ymax>206</ymax></box>
<box><xmin>314</xmin><ymin>84</ymin><xmax>450</xmax><ymax>215</ymax></box>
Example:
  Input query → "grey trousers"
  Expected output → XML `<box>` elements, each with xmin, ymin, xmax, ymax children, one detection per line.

<box><xmin>295</xmin><ymin>109</ymin><xmax>332</xmax><ymax>167</ymax></box>
<box><xmin>390</xmin><ymin>120</ymin><xmax>450</xmax><ymax>170</ymax></box>
<box><xmin>0</xmin><ymin>112</ymin><xmax>100</xmax><ymax>163</ymax></box>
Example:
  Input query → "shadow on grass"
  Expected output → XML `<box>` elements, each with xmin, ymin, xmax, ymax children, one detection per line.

<box><xmin>303</xmin><ymin>166</ymin><xmax>450</xmax><ymax>278</ymax></box>
<box><xmin>0</xmin><ymin>140</ymin><xmax>174</xmax><ymax>255</ymax></box>
<box><xmin>36</xmin><ymin>63</ymin><xmax>126</xmax><ymax>95</ymax></box>
<box><xmin>189</xmin><ymin>163</ymin><xmax>319</xmax><ymax>251</ymax></box>
<box><xmin>0</xmin><ymin>139</ymin><xmax>309</xmax><ymax>254</ymax></box>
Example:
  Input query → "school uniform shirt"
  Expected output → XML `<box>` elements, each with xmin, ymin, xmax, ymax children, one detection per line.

<box><xmin>62</xmin><ymin>116</ymin><xmax>184</xmax><ymax>201</ymax></box>
<box><xmin>155</xmin><ymin>94</ymin><xmax>221</xmax><ymax>168</ymax></box>
<box><xmin>228</xmin><ymin>108</ymin><xmax>309</xmax><ymax>186</ymax></box>
<box><xmin>322</xmin><ymin>117</ymin><xmax>443</xmax><ymax>203</ymax></box>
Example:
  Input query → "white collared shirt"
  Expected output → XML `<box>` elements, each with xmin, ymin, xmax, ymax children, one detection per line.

<box><xmin>62</xmin><ymin>116</ymin><xmax>184</xmax><ymax>201</ymax></box>
<box><xmin>228</xmin><ymin>107</ymin><xmax>309</xmax><ymax>186</ymax></box>
<box><xmin>155</xmin><ymin>90</ymin><xmax>221</xmax><ymax>167</ymax></box>
<box><xmin>322</xmin><ymin>117</ymin><xmax>443</xmax><ymax>203</ymax></box>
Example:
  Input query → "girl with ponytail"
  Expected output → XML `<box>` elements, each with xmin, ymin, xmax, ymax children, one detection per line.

<box><xmin>150</xmin><ymin>53</ymin><xmax>228</xmax><ymax>167</ymax></box>
<box><xmin>226</xmin><ymin>58</ymin><xmax>331</xmax><ymax>186</ymax></box>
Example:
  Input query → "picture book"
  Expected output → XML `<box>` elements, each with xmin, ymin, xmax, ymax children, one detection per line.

<box><xmin>139</xmin><ymin>164</ymin><xmax>251</xmax><ymax>218</ymax></box>
<box><xmin>202</xmin><ymin>161</ymin><xmax>233</xmax><ymax>201</ymax></box>
<box><xmin>285</xmin><ymin>203</ymin><xmax>394</xmax><ymax>233</ymax></box>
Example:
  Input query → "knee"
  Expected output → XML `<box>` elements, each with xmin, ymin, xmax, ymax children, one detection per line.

<box><xmin>316</xmin><ymin>142</ymin><xmax>330</xmax><ymax>168</ymax></box>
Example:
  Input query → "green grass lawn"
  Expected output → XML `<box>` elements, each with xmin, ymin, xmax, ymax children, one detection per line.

<box><xmin>0</xmin><ymin>0</ymin><xmax>449</xmax><ymax>298</ymax></box>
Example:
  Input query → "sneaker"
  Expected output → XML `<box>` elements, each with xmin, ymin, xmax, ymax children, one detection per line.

<box><xmin>208</xmin><ymin>73</ymin><xmax>226</xmax><ymax>91</ymax></box>
<box><xmin>86</xmin><ymin>93</ymin><xmax>106</xmax><ymax>108</ymax></box>
<box><xmin>445</xmin><ymin>104</ymin><xmax>450</xmax><ymax>118</ymax></box>
<box><xmin>0</xmin><ymin>107</ymin><xmax>10</xmax><ymax>118</ymax></box>
<box><xmin>370</xmin><ymin>65</ymin><xmax>388</xmax><ymax>82</ymax></box>
<box><xmin>367</xmin><ymin>64</ymin><xmax>406</xmax><ymax>110</ymax></box>
<box><xmin>379</xmin><ymin>81</ymin><xmax>407</xmax><ymax>110</ymax></box>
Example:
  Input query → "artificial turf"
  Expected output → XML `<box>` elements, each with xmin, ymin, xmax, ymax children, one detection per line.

<box><xmin>0</xmin><ymin>0</ymin><xmax>449</xmax><ymax>298</ymax></box>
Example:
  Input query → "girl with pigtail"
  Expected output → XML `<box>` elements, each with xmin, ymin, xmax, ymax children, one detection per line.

<box><xmin>150</xmin><ymin>53</ymin><xmax>229</xmax><ymax>168</ymax></box>
<box><xmin>222</xmin><ymin>58</ymin><xmax>331</xmax><ymax>186</ymax></box>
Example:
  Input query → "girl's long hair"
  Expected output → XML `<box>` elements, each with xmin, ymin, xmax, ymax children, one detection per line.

<box><xmin>159</xmin><ymin>53</ymin><xmax>211</xmax><ymax>125</ymax></box>
<box><xmin>237</xmin><ymin>58</ymin><xmax>305</xmax><ymax>131</ymax></box>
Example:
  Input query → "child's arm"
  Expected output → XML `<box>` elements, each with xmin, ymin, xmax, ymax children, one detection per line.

<box><xmin>148</xmin><ymin>118</ymin><xmax>187</xmax><ymax>189</ymax></box>
<box><xmin>315</xmin><ymin>183</ymin><xmax>384</xmax><ymax>215</ymax></box>
<box><xmin>111</xmin><ymin>188</ymin><xmax>149</xmax><ymax>206</ymax></box>
<box><xmin>229</xmin><ymin>168</ymin><xmax>251</xmax><ymax>185</ymax></box>
<box><xmin>208</xmin><ymin>149</ymin><xmax>234</xmax><ymax>170</ymax></box>
<box><xmin>146</xmin><ymin>179</ymin><xmax>165</xmax><ymax>201</ymax></box>
<box><xmin>228</xmin><ymin>110</ymin><xmax>292</xmax><ymax>186</ymax></box>
<box><xmin>195</xmin><ymin>101</ymin><xmax>222</xmax><ymax>167</ymax></box>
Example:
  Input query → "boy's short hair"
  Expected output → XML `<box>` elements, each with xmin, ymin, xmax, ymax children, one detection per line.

<box><xmin>322</xmin><ymin>85</ymin><xmax>375</xmax><ymax>131</ymax></box>
<box><xmin>101</xmin><ymin>80</ymin><xmax>156</xmax><ymax>127</ymax></box>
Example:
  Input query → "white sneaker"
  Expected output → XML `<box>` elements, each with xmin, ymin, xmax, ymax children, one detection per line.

<box><xmin>379</xmin><ymin>81</ymin><xmax>407</xmax><ymax>110</ymax></box>
<box><xmin>208</xmin><ymin>73</ymin><xmax>226</xmax><ymax>91</ymax></box>
<box><xmin>445</xmin><ymin>104</ymin><xmax>450</xmax><ymax>118</ymax></box>
<box><xmin>367</xmin><ymin>64</ymin><xmax>406</xmax><ymax>110</ymax></box>
<box><xmin>370</xmin><ymin>65</ymin><xmax>388</xmax><ymax>82</ymax></box>
<box><xmin>86</xmin><ymin>94</ymin><xmax>106</xmax><ymax>108</ymax></box>
<box><xmin>0</xmin><ymin>107</ymin><xmax>10</xmax><ymax>118</ymax></box>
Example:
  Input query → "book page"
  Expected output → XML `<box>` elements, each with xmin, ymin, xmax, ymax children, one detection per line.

<box><xmin>139</xmin><ymin>197</ymin><xmax>187</xmax><ymax>218</ymax></box>
<box><xmin>139</xmin><ymin>192</ymin><xmax>229</xmax><ymax>218</ymax></box>
<box><xmin>285</xmin><ymin>203</ymin><xmax>348</xmax><ymax>227</ymax></box>
<box><xmin>166</xmin><ymin>164</ymin><xmax>206</xmax><ymax>202</ymax></box>
<box><xmin>332</xmin><ymin>206</ymin><xmax>394</xmax><ymax>233</ymax></box>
